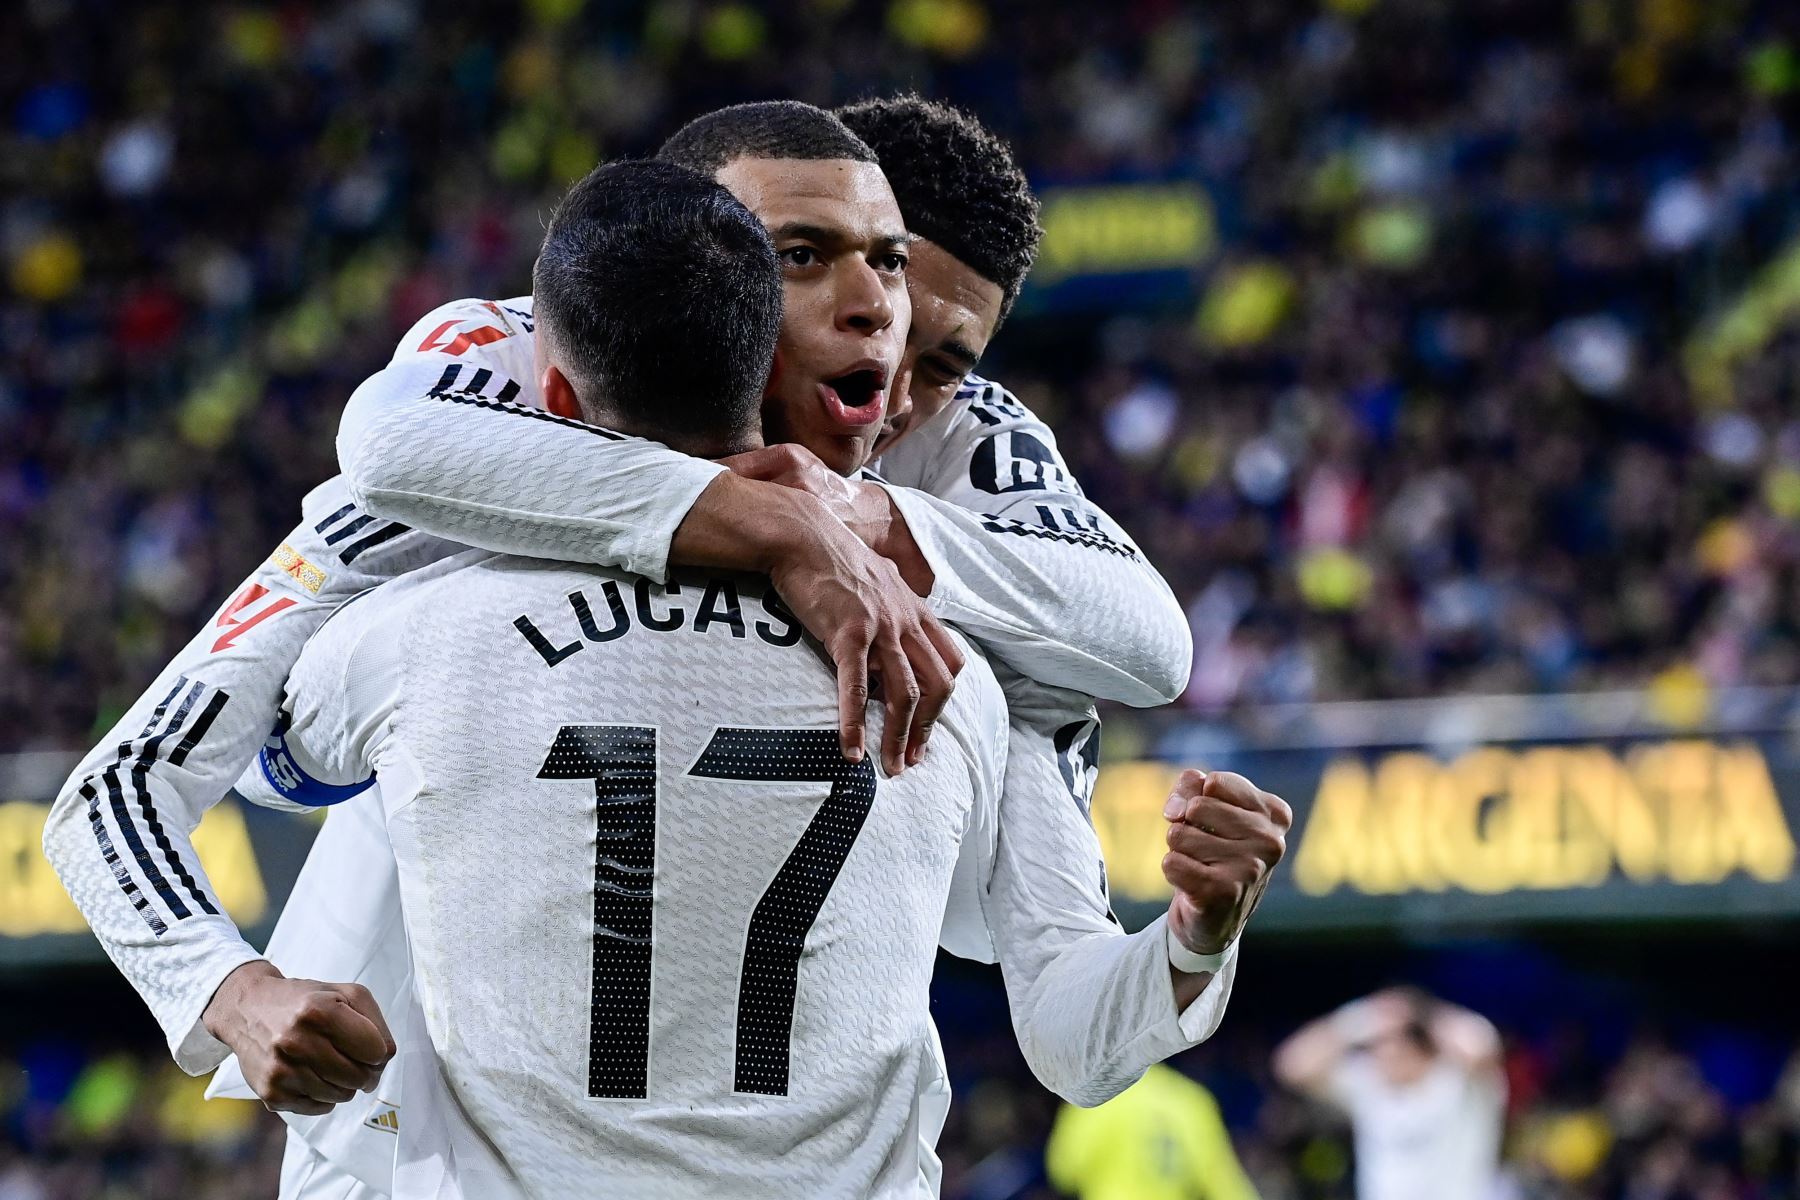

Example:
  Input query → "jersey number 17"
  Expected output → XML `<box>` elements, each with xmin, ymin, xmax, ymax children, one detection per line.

<box><xmin>537</xmin><ymin>725</ymin><xmax>876</xmax><ymax>1100</ymax></box>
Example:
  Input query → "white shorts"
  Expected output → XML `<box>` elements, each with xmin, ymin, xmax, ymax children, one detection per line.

<box><xmin>280</xmin><ymin>1127</ymin><xmax>390</xmax><ymax>1200</ymax></box>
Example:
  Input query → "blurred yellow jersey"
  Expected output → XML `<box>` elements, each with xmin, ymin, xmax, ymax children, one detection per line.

<box><xmin>1046</xmin><ymin>1064</ymin><xmax>1259</xmax><ymax>1200</ymax></box>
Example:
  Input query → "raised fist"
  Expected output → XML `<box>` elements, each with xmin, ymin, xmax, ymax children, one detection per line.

<box><xmin>1161</xmin><ymin>769</ymin><xmax>1292</xmax><ymax>959</ymax></box>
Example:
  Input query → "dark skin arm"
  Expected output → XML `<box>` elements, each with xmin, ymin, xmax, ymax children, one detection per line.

<box><xmin>720</xmin><ymin>444</ymin><xmax>936</xmax><ymax>594</ymax></box>
<box><xmin>670</xmin><ymin>469</ymin><xmax>959</xmax><ymax>774</ymax></box>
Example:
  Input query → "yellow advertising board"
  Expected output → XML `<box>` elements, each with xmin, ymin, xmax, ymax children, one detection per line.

<box><xmin>1034</xmin><ymin>183</ymin><xmax>1216</xmax><ymax>283</ymax></box>
<box><xmin>1091</xmin><ymin>739</ymin><xmax>1800</xmax><ymax>927</ymax></box>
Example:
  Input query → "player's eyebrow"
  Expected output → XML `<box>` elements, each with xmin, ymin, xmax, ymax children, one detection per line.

<box><xmin>771</xmin><ymin>222</ymin><xmax>851</xmax><ymax>250</ymax></box>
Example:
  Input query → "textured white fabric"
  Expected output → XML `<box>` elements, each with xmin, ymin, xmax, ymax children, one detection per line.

<box><xmin>40</xmin><ymin>474</ymin><xmax>462</xmax><ymax>1073</ymax></box>
<box><xmin>342</xmin><ymin>300</ymin><xmax>1190</xmax><ymax>705</ymax></box>
<box><xmin>207</xmin><ymin>797</ymin><xmax>407</xmax><ymax>1193</ymax></box>
<box><xmin>280</xmin><ymin>1128</ymin><xmax>389</xmax><ymax>1200</ymax></box>
<box><xmin>872</xmin><ymin>376</ymin><xmax>1193</xmax><ymax>705</ymax></box>
<box><xmin>340</xmin><ymin>296</ymin><xmax>726</xmax><ymax>584</ymax></box>
<box><xmin>1329</xmin><ymin>1057</ymin><xmax>1507</xmax><ymax>1200</ymax></box>
<box><xmin>256</xmin><ymin>551</ymin><xmax>1010</xmax><ymax>1199</ymax></box>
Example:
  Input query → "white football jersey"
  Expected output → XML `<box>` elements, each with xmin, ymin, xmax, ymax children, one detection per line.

<box><xmin>46</xmin><ymin>290</ymin><xmax>1222</xmax><ymax>1197</ymax></box>
<box><xmin>258</xmin><ymin>550</ymin><xmax>1010</xmax><ymax>1199</ymax></box>
<box><xmin>344</xmin><ymin>299</ymin><xmax>1192</xmax><ymax>706</ymax></box>
<box><xmin>1329</xmin><ymin>1057</ymin><xmax>1507</xmax><ymax>1200</ymax></box>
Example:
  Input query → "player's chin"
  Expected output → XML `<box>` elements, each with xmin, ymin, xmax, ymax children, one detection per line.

<box><xmin>809</xmin><ymin>432</ymin><xmax>876</xmax><ymax>479</ymax></box>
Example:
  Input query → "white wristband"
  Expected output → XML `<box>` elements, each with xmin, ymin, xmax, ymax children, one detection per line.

<box><xmin>1167</xmin><ymin>924</ymin><xmax>1232</xmax><ymax>975</ymax></box>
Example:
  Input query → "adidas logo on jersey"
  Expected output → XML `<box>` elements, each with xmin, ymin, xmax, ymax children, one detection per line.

<box><xmin>364</xmin><ymin>1103</ymin><xmax>400</xmax><ymax>1134</ymax></box>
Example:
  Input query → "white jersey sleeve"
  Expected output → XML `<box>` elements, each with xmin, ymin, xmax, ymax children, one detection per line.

<box><xmin>941</xmin><ymin>676</ymin><xmax>1236</xmax><ymax>1108</ymax></box>
<box><xmin>873</xmin><ymin>376</ymin><xmax>1192</xmax><ymax>706</ymax></box>
<box><xmin>358</xmin><ymin>303</ymin><xmax>1189</xmax><ymax>703</ymax></box>
<box><xmin>41</xmin><ymin>476</ymin><xmax>461</xmax><ymax>1075</ymax></box>
<box><xmin>337</xmin><ymin>296</ymin><xmax>725</xmax><ymax>583</ymax></box>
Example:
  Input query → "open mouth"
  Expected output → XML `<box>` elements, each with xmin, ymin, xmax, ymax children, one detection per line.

<box><xmin>818</xmin><ymin>368</ymin><xmax>888</xmax><ymax>430</ymax></box>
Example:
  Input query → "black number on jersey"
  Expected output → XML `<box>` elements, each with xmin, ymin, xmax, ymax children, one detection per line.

<box><xmin>538</xmin><ymin>725</ymin><xmax>876</xmax><ymax>1100</ymax></box>
<box><xmin>690</xmin><ymin>728</ymin><xmax>876</xmax><ymax>1095</ymax></box>
<box><xmin>537</xmin><ymin>726</ymin><xmax>658</xmax><ymax>1099</ymax></box>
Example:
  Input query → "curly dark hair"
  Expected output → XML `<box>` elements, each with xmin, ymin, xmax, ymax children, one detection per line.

<box><xmin>837</xmin><ymin>94</ymin><xmax>1042</xmax><ymax>317</ymax></box>
<box><xmin>657</xmin><ymin>100</ymin><xmax>877</xmax><ymax>176</ymax></box>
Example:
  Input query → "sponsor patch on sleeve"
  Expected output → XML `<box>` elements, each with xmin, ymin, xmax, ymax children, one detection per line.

<box><xmin>271</xmin><ymin>543</ymin><xmax>328</xmax><ymax>595</ymax></box>
<box><xmin>415</xmin><ymin>300</ymin><xmax>519</xmax><ymax>355</ymax></box>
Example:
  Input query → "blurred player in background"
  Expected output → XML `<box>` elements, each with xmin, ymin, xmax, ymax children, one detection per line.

<box><xmin>1045</xmin><ymin>1062</ymin><xmax>1260</xmax><ymax>1200</ymax></box>
<box><xmin>1273</xmin><ymin>988</ymin><xmax>1506</xmax><ymax>1200</ymax></box>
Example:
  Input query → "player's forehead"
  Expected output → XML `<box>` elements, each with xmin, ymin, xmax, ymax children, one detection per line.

<box><xmin>907</xmin><ymin>238</ymin><xmax>1003</xmax><ymax>354</ymax></box>
<box><xmin>714</xmin><ymin>157</ymin><xmax>905</xmax><ymax>247</ymax></box>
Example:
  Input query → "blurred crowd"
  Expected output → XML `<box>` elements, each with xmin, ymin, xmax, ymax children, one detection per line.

<box><xmin>7</xmin><ymin>996</ymin><xmax>1800</xmax><ymax>1200</ymax></box>
<box><xmin>7</xmin><ymin>0</ymin><xmax>1800</xmax><ymax>751</ymax></box>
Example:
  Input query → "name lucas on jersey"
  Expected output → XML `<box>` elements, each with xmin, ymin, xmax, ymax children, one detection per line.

<box><xmin>512</xmin><ymin>575</ymin><xmax>803</xmax><ymax>668</ymax></box>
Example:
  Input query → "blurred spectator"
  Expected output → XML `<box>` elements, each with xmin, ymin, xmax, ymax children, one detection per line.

<box><xmin>1273</xmin><ymin>989</ymin><xmax>1506</xmax><ymax>1200</ymax></box>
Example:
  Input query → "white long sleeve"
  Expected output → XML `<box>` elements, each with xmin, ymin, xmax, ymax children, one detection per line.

<box><xmin>336</xmin><ymin>297</ymin><xmax>724</xmax><ymax>583</ymax></box>
<box><xmin>942</xmin><ymin>677</ymin><xmax>1236</xmax><ymax>1107</ymax></box>
<box><xmin>42</xmin><ymin>476</ymin><xmax>460</xmax><ymax>1073</ymax></box>
<box><xmin>349</xmin><ymin>302</ymin><xmax>1190</xmax><ymax>701</ymax></box>
<box><xmin>874</xmin><ymin>376</ymin><xmax>1193</xmax><ymax>706</ymax></box>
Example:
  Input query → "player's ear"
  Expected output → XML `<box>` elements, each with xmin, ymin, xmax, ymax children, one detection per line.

<box><xmin>541</xmin><ymin>364</ymin><xmax>582</xmax><ymax>420</ymax></box>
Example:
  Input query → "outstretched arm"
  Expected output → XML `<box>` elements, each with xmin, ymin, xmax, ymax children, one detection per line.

<box><xmin>43</xmin><ymin>472</ymin><xmax>461</xmax><ymax>1076</ymax></box>
<box><xmin>43</xmin><ymin>643</ymin><xmax>290</xmax><ymax>1074</ymax></box>
<box><xmin>948</xmin><ymin>683</ymin><xmax>1288</xmax><ymax>1107</ymax></box>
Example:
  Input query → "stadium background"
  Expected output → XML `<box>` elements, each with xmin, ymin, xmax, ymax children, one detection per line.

<box><xmin>6</xmin><ymin>0</ymin><xmax>1800</xmax><ymax>1196</ymax></box>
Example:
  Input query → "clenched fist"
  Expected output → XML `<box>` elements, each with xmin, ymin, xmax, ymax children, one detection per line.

<box><xmin>203</xmin><ymin>960</ymin><xmax>396</xmax><ymax>1116</ymax></box>
<box><xmin>1161</xmin><ymin>769</ymin><xmax>1292</xmax><ymax>959</ymax></box>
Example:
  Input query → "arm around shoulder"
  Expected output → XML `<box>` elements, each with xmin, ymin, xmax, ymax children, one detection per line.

<box><xmin>874</xmin><ymin>379</ymin><xmax>1194</xmax><ymax>705</ymax></box>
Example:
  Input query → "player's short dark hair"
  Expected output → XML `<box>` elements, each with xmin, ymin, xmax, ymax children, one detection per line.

<box><xmin>837</xmin><ymin>94</ymin><xmax>1042</xmax><ymax>317</ymax></box>
<box><xmin>532</xmin><ymin>159</ymin><xmax>780</xmax><ymax>444</ymax></box>
<box><xmin>656</xmin><ymin>100</ymin><xmax>878</xmax><ymax>176</ymax></box>
<box><xmin>1389</xmin><ymin>987</ymin><xmax>1440</xmax><ymax>1056</ymax></box>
